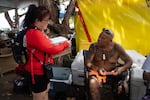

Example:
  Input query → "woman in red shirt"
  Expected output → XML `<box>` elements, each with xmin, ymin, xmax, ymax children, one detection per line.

<box><xmin>23</xmin><ymin>4</ymin><xmax>70</xmax><ymax>100</ymax></box>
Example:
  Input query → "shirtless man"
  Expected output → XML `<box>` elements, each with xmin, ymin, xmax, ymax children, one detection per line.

<box><xmin>85</xmin><ymin>28</ymin><xmax>132</xmax><ymax>100</ymax></box>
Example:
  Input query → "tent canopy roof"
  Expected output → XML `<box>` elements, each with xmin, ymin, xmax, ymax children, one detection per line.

<box><xmin>0</xmin><ymin>0</ymin><xmax>38</xmax><ymax>13</ymax></box>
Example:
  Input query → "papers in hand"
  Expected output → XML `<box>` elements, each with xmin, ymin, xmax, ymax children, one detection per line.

<box><xmin>50</xmin><ymin>36</ymin><xmax>68</xmax><ymax>44</ymax></box>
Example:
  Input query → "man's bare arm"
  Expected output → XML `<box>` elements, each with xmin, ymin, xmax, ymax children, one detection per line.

<box><xmin>114</xmin><ymin>44</ymin><xmax>132</xmax><ymax>75</ymax></box>
<box><xmin>85</xmin><ymin>43</ymin><xmax>99</xmax><ymax>71</ymax></box>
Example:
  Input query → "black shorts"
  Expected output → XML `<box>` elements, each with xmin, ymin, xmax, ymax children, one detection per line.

<box><xmin>105</xmin><ymin>71</ymin><xmax>128</xmax><ymax>85</ymax></box>
<box><xmin>24</xmin><ymin>71</ymin><xmax>49</xmax><ymax>93</ymax></box>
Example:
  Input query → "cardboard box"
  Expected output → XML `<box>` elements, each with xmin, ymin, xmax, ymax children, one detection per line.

<box><xmin>0</xmin><ymin>50</ymin><xmax>17</xmax><ymax>76</ymax></box>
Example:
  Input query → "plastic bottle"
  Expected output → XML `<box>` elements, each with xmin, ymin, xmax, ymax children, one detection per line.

<box><xmin>21</xmin><ymin>51</ymin><xmax>26</xmax><ymax>64</ymax></box>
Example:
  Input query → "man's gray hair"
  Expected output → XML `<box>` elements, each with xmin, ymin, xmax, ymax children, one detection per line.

<box><xmin>102</xmin><ymin>28</ymin><xmax>114</xmax><ymax>37</ymax></box>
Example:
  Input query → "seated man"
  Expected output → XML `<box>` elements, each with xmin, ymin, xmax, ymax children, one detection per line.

<box><xmin>85</xmin><ymin>28</ymin><xmax>132</xmax><ymax>100</ymax></box>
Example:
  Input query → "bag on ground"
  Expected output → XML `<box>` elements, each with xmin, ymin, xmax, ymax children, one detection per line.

<box><xmin>13</xmin><ymin>78</ymin><xmax>30</xmax><ymax>94</ymax></box>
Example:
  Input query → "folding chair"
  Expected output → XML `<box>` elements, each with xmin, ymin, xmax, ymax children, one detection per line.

<box><xmin>83</xmin><ymin>49</ymin><xmax>131</xmax><ymax>100</ymax></box>
<box><xmin>83</xmin><ymin>50</ymin><xmax>90</xmax><ymax>100</ymax></box>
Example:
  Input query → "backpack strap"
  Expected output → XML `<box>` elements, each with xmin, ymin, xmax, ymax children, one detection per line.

<box><xmin>32</xmin><ymin>49</ymin><xmax>44</xmax><ymax>65</ymax></box>
<box><xmin>43</xmin><ymin>52</ymin><xmax>46</xmax><ymax>65</ymax></box>
<box><xmin>30</xmin><ymin>50</ymin><xmax>47</xmax><ymax>84</ymax></box>
<box><xmin>27</xmin><ymin>49</ymin><xmax>44</xmax><ymax>64</ymax></box>
<box><xmin>30</xmin><ymin>49</ymin><xmax>44</xmax><ymax>84</ymax></box>
<box><xmin>30</xmin><ymin>50</ymin><xmax>35</xmax><ymax>84</ymax></box>
<box><xmin>43</xmin><ymin>52</ymin><xmax>51</xmax><ymax>64</ymax></box>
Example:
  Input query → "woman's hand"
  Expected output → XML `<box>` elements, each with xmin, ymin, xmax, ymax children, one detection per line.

<box><xmin>63</xmin><ymin>40</ymin><xmax>71</xmax><ymax>48</ymax></box>
<box><xmin>67</xmin><ymin>40</ymin><xmax>72</xmax><ymax>47</ymax></box>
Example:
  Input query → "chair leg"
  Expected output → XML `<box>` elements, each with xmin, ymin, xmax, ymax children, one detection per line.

<box><xmin>83</xmin><ymin>50</ymin><xmax>90</xmax><ymax>100</ymax></box>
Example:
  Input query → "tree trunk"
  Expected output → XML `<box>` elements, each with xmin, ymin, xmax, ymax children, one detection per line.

<box><xmin>4</xmin><ymin>8</ymin><xmax>20</xmax><ymax>30</ymax></box>
<box><xmin>14</xmin><ymin>8</ymin><xmax>19</xmax><ymax>29</ymax></box>
<box><xmin>47</xmin><ymin>0</ymin><xmax>76</xmax><ymax>37</ymax></box>
<box><xmin>4</xmin><ymin>0</ymin><xmax>76</xmax><ymax>38</ymax></box>
<box><xmin>61</xmin><ymin>0</ymin><xmax>76</xmax><ymax>36</ymax></box>
<box><xmin>48</xmin><ymin>0</ymin><xmax>60</xmax><ymax>35</ymax></box>
<box><xmin>4</xmin><ymin>12</ymin><xmax>14</xmax><ymax>29</ymax></box>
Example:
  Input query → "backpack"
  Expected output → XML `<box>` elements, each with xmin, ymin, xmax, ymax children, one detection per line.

<box><xmin>12</xmin><ymin>29</ymin><xmax>28</xmax><ymax>65</ymax></box>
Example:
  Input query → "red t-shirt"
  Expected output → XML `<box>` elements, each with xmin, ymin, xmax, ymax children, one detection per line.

<box><xmin>25</xmin><ymin>29</ymin><xmax>69</xmax><ymax>75</ymax></box>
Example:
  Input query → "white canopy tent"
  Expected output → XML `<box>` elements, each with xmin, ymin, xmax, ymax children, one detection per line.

<box><xmin>0</xmin><ymin>0</ymin><xmax>39</xmax><ymax>13</ymax></box>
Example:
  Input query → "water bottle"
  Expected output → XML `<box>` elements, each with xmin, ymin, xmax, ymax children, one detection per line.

<box><xmin>21</xmin><ymin>51</ymin><xmax>26</xmax><ymax>64</ymax></box>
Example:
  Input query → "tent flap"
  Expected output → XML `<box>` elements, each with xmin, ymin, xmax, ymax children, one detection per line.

<box><xmin>75</xmin><ymin>0</ymin><xmax>150</xmax><ymax>56</ymax></box>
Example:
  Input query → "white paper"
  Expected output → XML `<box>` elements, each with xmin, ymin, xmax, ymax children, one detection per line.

<box><xmin>50</xmin><ymin>36</ymin><xmax>68</xmax><ymax>44</ymax></box>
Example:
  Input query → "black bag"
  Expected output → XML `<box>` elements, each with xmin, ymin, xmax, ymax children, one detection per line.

<box><xmin>13</xmin><ymin>78</ymin><xmax>30</xmax><ymax>94</ymax></box>
<box><xmin>43</xmin><ymin>53</ymin><xmax>53</xmax><ymax>79</ymax></box>
<box><xmin>43</xmin><ymin>63</ymin><xmax>53</xmax><ymax>79</ymax></box>
<box><xmin>12</xmin><ymin>29</ymin><xmax>28</xmax><ymax>65</ymax></box>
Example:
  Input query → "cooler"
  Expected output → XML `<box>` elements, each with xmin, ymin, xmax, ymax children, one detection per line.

<box><xmin>49</xmin><ymin>67</ymin><xmax>72</xmax><ymax>99</ymax></box>
<box><xmin>50</xmin><ymin>67</ymin><xmax>72</xmax><ymax>84</ymax></box>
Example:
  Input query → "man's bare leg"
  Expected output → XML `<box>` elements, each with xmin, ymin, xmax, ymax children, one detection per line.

<box><xmin>89</xmin><ymin>78</ymin><xmax>101</xmax><ymax>100</ymax></box>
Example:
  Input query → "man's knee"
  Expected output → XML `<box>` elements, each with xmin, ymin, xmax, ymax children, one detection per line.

<box><xmin>89</xmin><ymin>76</ymin><xmax>101</xmax><ymax>90</ymax></box>
<box><xmin>90</xmin><ymin>78</ymin><xmax>97</xmax><ymax>84</ymax></box>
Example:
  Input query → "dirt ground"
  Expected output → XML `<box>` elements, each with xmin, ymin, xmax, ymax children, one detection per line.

<box><xmin>0</xmin><ymin>71</ymin><xmax>32</xmax><ymax>100</ymax></box>
<box><xmin>0</xmin><ymin>71</ymin><xmax>116</xmax><ymax>100</ymax></box>
<box><xmin>0</xmin><ymin>71</ymin><xmax>85</xmax><ymax>100</ymax></box>
<box><xmin>0</xmin><ymin>54</ymin><xmax>75</xmax><ymax>100</ymax></box>
<box><xmin>1</xmin><ymin>71</ymin><xmax>129</xmax><ymax>100</ymax></box>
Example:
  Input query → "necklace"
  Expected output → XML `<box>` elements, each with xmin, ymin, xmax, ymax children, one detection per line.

<box><xmin>96</xmin><ymin>45</ymin><xmax>115</xmax><ymax>61</ymax></box>
<box><xmin>103</xmin><ymin>47</ymin><xmax>115</xmax><ymax>61</ymax></box>
<box><xmin>102</xmin><ymin>54</ymin><xmax>106</xmax><ymax>60</ymax></box>
<box><xmin>94</xmin><ymin>42</ymin><xmax>116</xmax><ymax>61</ymax></box>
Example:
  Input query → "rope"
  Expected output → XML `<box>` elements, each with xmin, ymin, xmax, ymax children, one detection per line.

<box><xmin>75</xmin><ymin>2</ymin><xmax>92</xmax><ymax>42</ymax></box>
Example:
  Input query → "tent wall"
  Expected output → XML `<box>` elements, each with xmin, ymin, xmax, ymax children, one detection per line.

<box><xmin>75</xmin><ymin>0</ymin><xmax>150</xmax><ymax>56</ymax></box>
